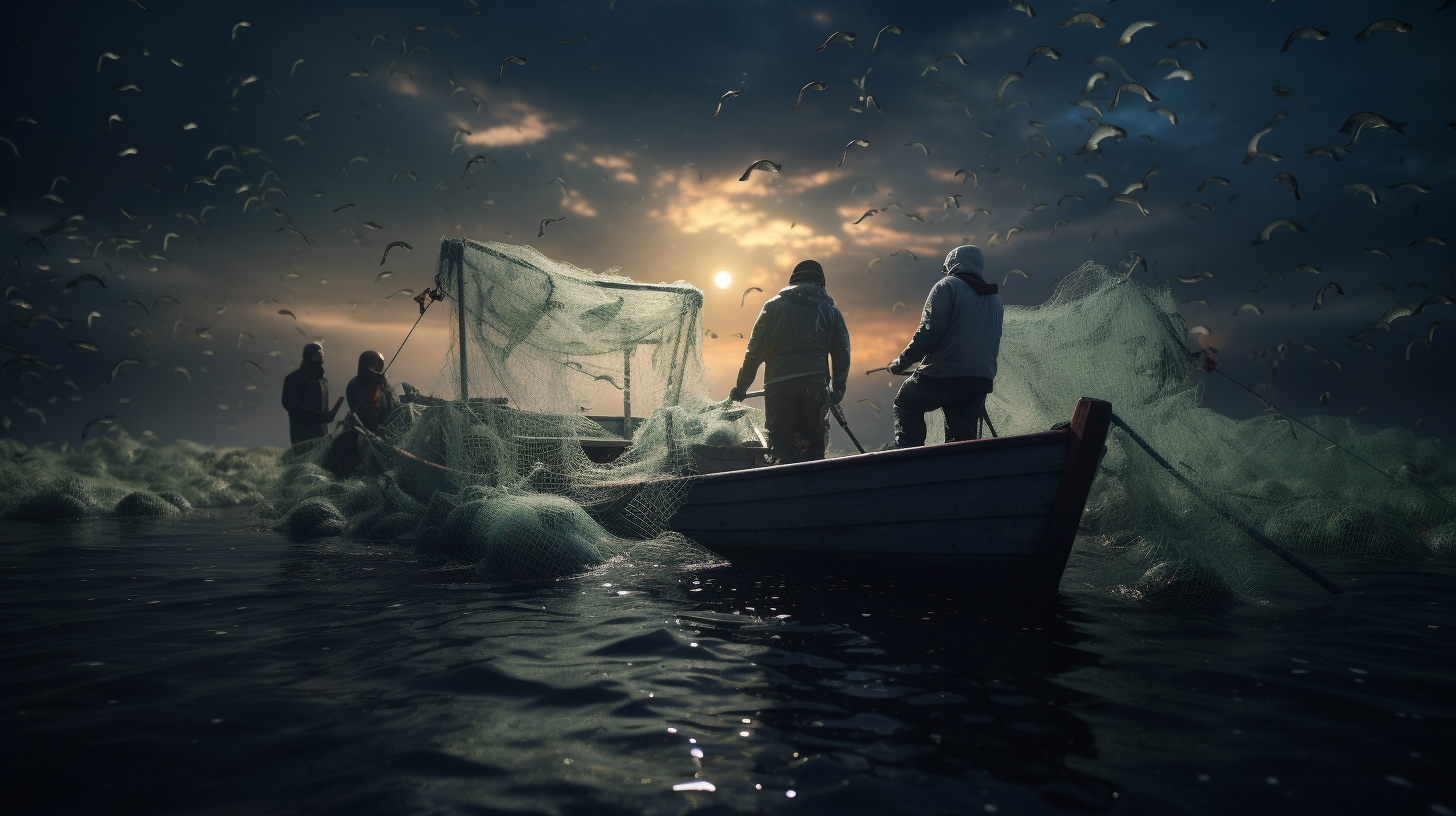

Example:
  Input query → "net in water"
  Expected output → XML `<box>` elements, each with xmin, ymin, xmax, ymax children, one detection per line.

<box><xmin>966</xmin><ymin>261</ymin><xmax>1456</xmax><ymax>607</ymax></box>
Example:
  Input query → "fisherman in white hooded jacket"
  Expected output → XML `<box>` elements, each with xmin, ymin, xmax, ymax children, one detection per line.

<box><xmin>885</xmin><ymin>245</ymin><xmax>1004</xmax><ymax>447</ymax></box>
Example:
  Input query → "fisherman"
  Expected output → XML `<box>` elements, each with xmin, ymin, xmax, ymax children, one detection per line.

<box><xmin>885</xmin><ymin>245</ymin><xmax>1004</xmax><ymax>447</ymax></box>
<box><xmin>728</xmin><ymin>259</ymin><xmax>851</xmax><ymax>464</ymax></box>
<box><xmin>280</xmin><ymin>342</ymin><xmax>343</xmax><ymax>445</ymax></box>
<box><xmin>345</xmin><ymin>350</ymin><xmax>398</xmax><ymax>435</ymax></box>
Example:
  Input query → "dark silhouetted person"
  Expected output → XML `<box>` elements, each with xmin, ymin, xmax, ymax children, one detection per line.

<box><xmin>281</xmin><ymin>343</ymin><xmax>342</xmax><ymax>445</ymax></box>
<box><xmin>886</xmin><ymin>245</ymin><xmax>1004</xmax><ymax>447</ymax></box>
<box><xmin>728</xmin><ymin>259</ymin><xmax>850</xmax><ymax>463</ymax></box>
<box><xmin>345</xmin><ymin>350</ymin><xmax>398</xmax><ymax>435</ymax></box>
<box><xmin>323</xmin><ymin>350</ymin><xmax>399</xmax><ymax>476</ymax></box>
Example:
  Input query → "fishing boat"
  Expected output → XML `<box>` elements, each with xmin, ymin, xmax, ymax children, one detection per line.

<box><xmin>659</xmin><ymin>396</ymin><xmax>1111</xmax><ymax>590</ymax></box>
<box><xmin>363</xmin><ymin>393</ymin><xmax>1110</xmax><ymax>592</ymax></box>
<box><xmin>352</xmin><ymin>239</ymin><xmax>1112</xmax><ymax>592</ymax></box>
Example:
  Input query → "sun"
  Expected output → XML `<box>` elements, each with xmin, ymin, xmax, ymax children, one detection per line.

<box><xmin>714</xmin><ymin>270</ymin><xmax>731</xmax><ymax>289</ymax></box>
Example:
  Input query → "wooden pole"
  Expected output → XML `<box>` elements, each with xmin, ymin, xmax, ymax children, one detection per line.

<box><xmin>622</xmin><ymin>347</ymin><xmax>633</xmax><ymax>440</ymax></box>
<box><xmin>456</xmin><ymin>251</ymin><xmax>468</xmax><ymax>401</ymax></box>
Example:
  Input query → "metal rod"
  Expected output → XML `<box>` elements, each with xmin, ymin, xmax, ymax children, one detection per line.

<box><xmin>1110</xmin><ymin>413</ymin><xmax>1344</xmax><ymax>595</ymax></box>
<box><xmin>865</xmin><ymin>366</ymin><xmax>888</xmax><ymax>375</ymax></box>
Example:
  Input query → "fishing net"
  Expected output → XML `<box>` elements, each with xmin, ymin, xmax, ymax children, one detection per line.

<box><xmin>12</xmin><ymin>244</ymin><xmax>1447</xmax><ymax>604</ymax></box>
<box><xmin>269</xmin><ymin>239</ymin><xmax>760</xmax><ymax>578</ymax></box>
<box><xmin>0</xmin><ymin>431</ymin><xmax>277</xmax><ymax>520</ymax></box>
<box><xmin>952</xmin><ymin>261</ymin><xmax>1456</xmax><ymax>608</ymax></box>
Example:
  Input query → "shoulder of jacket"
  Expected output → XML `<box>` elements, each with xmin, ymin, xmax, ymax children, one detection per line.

<box><xmin>932</xmin><ymin>276</ymin><xmax>961</xmax><ymax>295</ymax></box>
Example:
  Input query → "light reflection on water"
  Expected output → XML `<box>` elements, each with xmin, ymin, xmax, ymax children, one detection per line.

<box><xmin>2</xmin><ymin>510</ymin><xmax>1453</xmax><ymax>815</ymax></box>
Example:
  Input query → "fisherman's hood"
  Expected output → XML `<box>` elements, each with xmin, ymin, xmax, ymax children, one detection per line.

<box><xmin>777</xmin><ymin>283</ymin><xmax>834</xmax><ymax>308</ymax></box>
<box><xmin>356</xmin><ymin>351</ymin><xmax>385</xmax><ymax>379</ymax></box>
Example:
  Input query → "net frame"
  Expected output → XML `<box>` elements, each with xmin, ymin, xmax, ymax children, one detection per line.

<box><xmin>432</xmin><ymin>238</ymin><xmax>707</xmax><ymax>428</ymax></box>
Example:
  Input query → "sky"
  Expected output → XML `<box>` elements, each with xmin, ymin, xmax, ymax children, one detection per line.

<box><xmin>2</xmin><ymin>0</ymin><xmax>1453</xmax><ymax>450</ymax></box>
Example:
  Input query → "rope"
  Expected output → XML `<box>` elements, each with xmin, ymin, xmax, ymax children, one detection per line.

<box><xmin>382</xmin><ymin>297</ymin><xmax>435</xmax><ymax>375</ymax></box>
<box><xmin>1120</xmin><ymin>275</ymin><xmax>1391</xmax><ymax>482</ymax></box>
<box><xmin>1110</xmin><ymin>412</ymin><xmax>1344</xmax><ymax>595</ymax></box>
<box><xmin>1206</xmin><ymin>366</ymin><xmax>1391</xmax><ymax>482</ymax></box>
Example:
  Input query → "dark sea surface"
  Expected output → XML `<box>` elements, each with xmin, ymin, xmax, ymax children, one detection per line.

<box><xmin>2</xmin><ymin>510</ymin><xmax>1453</xmax><ymax>816</ymax></box>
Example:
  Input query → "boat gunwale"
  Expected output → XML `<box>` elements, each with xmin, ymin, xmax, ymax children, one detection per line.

<box><xmin>677</xmin><ymin>427</ymin><xmax>1071</xmax><ymax>486</ymax></box>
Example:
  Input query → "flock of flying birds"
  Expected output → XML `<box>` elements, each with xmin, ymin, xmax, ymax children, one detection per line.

<box><xmin>0</xmin><ymin>1</ymin><xmax>1452</xmax><ymax>443</ymax></box>
<box><xmin>726</xmin><ymin>8</ymin><xmax>1450</xmax><ymax>421</ymax></box>
<box><xmin>2</xmin><ymin>6</ymin><xmax>525</xmax><ymax>441</ymax></box>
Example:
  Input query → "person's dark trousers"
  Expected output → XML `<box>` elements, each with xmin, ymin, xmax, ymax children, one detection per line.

<box><xmin>892</xmin><ymin>374</ymin><xmax>993</xmax><ymax>448</ymax></box>
<box><xmin>764</xmin><ymin>375</ymin><xmax>830</xmax><ymax>463</ymax></box>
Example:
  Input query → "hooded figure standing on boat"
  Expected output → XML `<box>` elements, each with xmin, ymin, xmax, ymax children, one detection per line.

<box><xmin>886</xmin><ymin>245</ymin><xmax>1004</xmax><ymax>447</ymax></box>
<box><xmin>728</xmin><ymin>260</ymin><xmax>851</xmax><ymax>464</ymax></box>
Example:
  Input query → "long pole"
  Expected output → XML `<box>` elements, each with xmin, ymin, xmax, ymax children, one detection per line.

<box><xmin>456</xmin><ymin>254</ymin><xmax>468</xmax><ymax>401</ymax></box>
<box><xmin>1110</xmin><ymin>413</ymin><xmax>1344</xmax><ymax>595</ymax></box>
<box><xmin>829</xmin><ymin>402</ymin><xmax>867</xmax><ymax>454</ymax></box>
<box><xmin>740</xmin><ymin>390</ymin><xmax>866</xmax><ymax>453</ymax></box>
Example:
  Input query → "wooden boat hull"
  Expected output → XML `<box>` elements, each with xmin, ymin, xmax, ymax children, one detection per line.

<box><xmin>665</xmin><ymin>397</ymin><xmax>1112</xmax><ymax>590</ymax></box>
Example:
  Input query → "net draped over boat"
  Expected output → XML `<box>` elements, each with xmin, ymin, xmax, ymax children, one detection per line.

<box><xmin>268</xmin><ymin>239</ymin><xmax>757</xmax><ymax>578</ymax></box>
<box><xmin>431</xmin><ymin>239</ymin><xmax>709</xmax><ymax>414</ymax></box>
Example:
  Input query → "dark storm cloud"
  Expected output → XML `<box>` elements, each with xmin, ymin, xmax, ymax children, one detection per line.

<box><xmin>0</xmin><ymin>1</ymin><xmax>1452</xmax><ymax>449</ymax></box>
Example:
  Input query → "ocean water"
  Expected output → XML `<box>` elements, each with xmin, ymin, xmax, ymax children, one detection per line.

<box><xmin>3</xmin><ymin>509</ymin><xmax>1452</xmax><ymax>815</ymax></box>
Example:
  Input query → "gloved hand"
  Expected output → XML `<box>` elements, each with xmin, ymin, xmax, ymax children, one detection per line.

<box><xmin>727</xmin><ymin>386</ymin><xmax>747</xmax><ymax>402</ymax></box>
<box><xmin>886</xmin><ymin>359</ymin><xmax>906</xmax><ymax>375</ymax></box>
<box><xmin>830</xmin><ymin>387</ymin><xmax>845</xmax><ymax>405</ymax></box>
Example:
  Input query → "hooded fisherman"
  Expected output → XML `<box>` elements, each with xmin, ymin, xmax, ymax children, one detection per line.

<box><xmin>280</xmin><ymin>342</ymin><xmax>343</xmax><ymax>446</ymax></box>
<box><xmin>317</xmin><ymin>350</ymin><xmax>399</xmax><ymax>477</ymax></box>
<box><xmin>885</xmin><ymin>245</ymin><xmax>1004</xmax><ymax>447</ymax></box>
<box><xmin>728</xmin><ymin>260</ymin><xmax>851</xmax><ymax>463</ymax></box>
<box><xmin>345</xmin><ymin>350</ymin><xmax>398</xmax><ymax>435</ymax></box>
